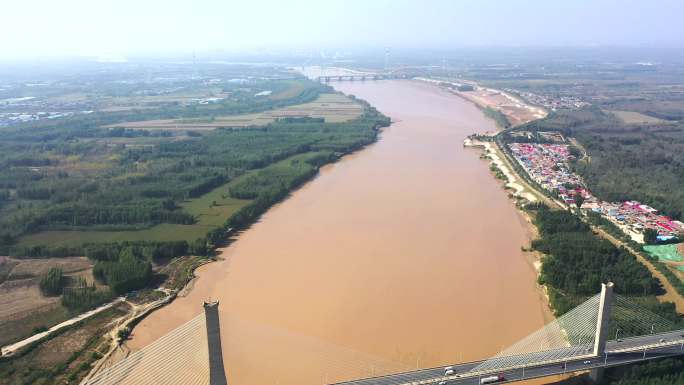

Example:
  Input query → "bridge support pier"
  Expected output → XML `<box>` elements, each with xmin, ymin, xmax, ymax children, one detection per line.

<box><xmin>593</xmin><ymin>282</ymin><xmax>614</xmax><ymax>356</ymax></box>
<box><xmin>205</xmin><ymin>301</ymin><xmax>228</xmax><ymax>385</ymax></box>
<box><xmin>589</xmin><ymin>282</ymin><xmax>614</xmax><ymax>383</ymax></box>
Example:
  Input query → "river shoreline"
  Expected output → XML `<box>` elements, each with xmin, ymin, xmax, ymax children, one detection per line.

<box><xmin>466</xmin><ymin>135</ymin><xmax>556</xmax><ymax>325</ymax></box>
<box><xmin>122</xmin><ymin>78</ymin><xmax>559</xmax><ymax>385</ymax></box>
<box><xmin>118</xmin><ymin>121</ymin><xmax>557</xmax><ymax>359</ymax></box>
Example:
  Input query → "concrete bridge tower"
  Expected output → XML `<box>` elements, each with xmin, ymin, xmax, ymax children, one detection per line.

<box><xmin>204</xmin><ymin>301</ymin><xmax>228</xmax><ymax>385</ymax></box>
<box><xmin>591</xmin><ymin>282</ymin><xmax>614</xmax><ymax>382</ymax></box>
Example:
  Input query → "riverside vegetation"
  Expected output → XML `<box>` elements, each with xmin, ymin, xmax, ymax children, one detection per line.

<box><xmin>0</xmin><ymin>71</ymin><xmax>390</xmax><ymax>385</ymax></box>
<box><xmin>0</xmin><ymin>74</ymin><xmax>390</xmax><ymax>314</ymax></box>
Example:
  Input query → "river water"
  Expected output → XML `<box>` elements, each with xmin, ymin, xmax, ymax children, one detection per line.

<box><xmin>128</xmin><ymin>79</ymin><xmax>556</xmax><ymax>385</ymax></box>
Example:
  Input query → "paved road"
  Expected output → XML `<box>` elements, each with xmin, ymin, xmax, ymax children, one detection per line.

<box><xmin>332</xmin><ymin>330</ymin><xmax>684</xmax><ymax>385</ymax></box>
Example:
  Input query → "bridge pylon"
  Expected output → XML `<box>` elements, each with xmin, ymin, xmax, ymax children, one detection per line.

<box><xmin>590</xmin><ymin>282</ymin><xmax>614</xmax><ymax>382</ymax></box>
<box><xmin>204</xmin><ymin>301</ymin><xmax>228</xmax><ymax>385</ymax></box>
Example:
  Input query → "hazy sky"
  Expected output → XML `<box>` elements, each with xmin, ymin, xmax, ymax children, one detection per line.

<box><xmin>2</xmin><ymin>0</ymin><xmax>683</xmax><ymax>59</ymax></box>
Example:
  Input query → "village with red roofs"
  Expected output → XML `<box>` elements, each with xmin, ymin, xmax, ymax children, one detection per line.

<box><xmin>509</xmin><ymin>142</ymin><xmax>684</xmax><ymax>244</ymax></box>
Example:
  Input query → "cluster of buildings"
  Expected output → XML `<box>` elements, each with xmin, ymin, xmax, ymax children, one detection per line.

<box><xmin>509</xmin><ymin>143</ymin><xmax>588</xmax><ymax>206</ymax></box>
<box><xmin>506</xmin><ymin>89</ymin><xmax>590</xmax><ymax>111</ymax></box>
<box><xmin>0</xmin><ymin>110</ymin><xmax>93</xmax><ymax>127</ymax></box>
<box><xmin>589</xmin><ymin>201</ymin><xmax>684</xmax><ymax>243</ymax></box>
<box><xmin>0</xmin><ymin>94</ymin><xmax>97</xmax><ymax>127</ymax></box>
<box><xmin>509</xmin><ymin>142</ymin><xmax>684</xmax><ymax>243</ymax></box>
<box><xmin>132</xmin><ymin>86</ymin><xmax>186</xmax><ymax>96</ymax></box>
<box><xmin>192</xmin><ymin>97</ymin><xmax>225</xmax><ymax>105</ymax></box>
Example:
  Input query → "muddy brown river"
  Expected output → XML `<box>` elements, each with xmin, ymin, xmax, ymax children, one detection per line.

<box><xmin>128</xmin><ymin>79</ymin><xmax>558</xmax><ymax>385</ymax></box>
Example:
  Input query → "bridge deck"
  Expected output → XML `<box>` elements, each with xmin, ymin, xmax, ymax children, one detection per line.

<box><xmin>332</xmin><ymin>330</ymin><xmax>684</xmax><ymax>385</ymax></box>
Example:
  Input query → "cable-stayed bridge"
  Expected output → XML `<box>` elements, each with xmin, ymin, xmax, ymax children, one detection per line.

<box><xmin>336</xmin><ymin>283</ymin><xmax>684</xmax><ymax>385</ymax></box>
<box><xmin>82</xmin><ymin>283</ymin><xmax>684</xmax><ymax>385</ymax></box>
<box><xmin>82</xmin><ymin>302</ymin><xmax>226</xmax><ymax>385</ymax></box>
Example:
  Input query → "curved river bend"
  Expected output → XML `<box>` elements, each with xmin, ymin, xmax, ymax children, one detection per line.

<box><xmin>129</xmin><ymin>80</ymin><xmax>556</xmax><ymax>385</ymax></box>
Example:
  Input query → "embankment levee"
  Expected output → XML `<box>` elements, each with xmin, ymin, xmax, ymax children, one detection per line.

<box><xmin>464</xmin><ymin>138</ymin><xmax>537</xmax><ymax>204</ymax></box>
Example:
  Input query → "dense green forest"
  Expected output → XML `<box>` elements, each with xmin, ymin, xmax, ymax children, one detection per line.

<box><xmin>93</xmin><ymin>247</ymin><xmax>152</xmax><ymax>294</ymax></box>
<box><xmin>0</xmin><ymin>83</ymin><xmax>389</xmax><ymax>259</ymax></box>
<box><xmin>529</xmin><ymin>205</ymin><xmax>684</xmax><ymax>360</ymax></box>
<box><xmin>517</xmin><ymin>107</ymin><xmax>684</xmax><ymax>219</ymax></box>
<box><xmin>61</xmin><ymin>278</ymin><xmax>112</xmax><ymax>312</ymax></box>
<box><xmin>39</xmin><ymin>267</ymin><xmax>65</xmax><ymax>296</ymax></box>
<box><xmin>531</xmin><ymin>205</ymin><xmax>662</xmax><ymax>313</ymax></box>
<box><xmin>530</xmin><ymin>204</ymin><xmax>680</xmax><ymax>317</ymax></box>
<box><xmin>0</xmin><ymin>74</ymin><xmax>390</xmax><ymax>321</ymax></box>
<box><xmin>601</xmin><ymin>357</ymin><xmax>684</xmax><ymax>384</ymax></box>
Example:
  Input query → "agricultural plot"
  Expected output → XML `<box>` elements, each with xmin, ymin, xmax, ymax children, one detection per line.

<box><xmin>454</xmin><ymin>87</ymin><xmax>546</xmax><ymax>127</ymax></box>
<box><xmin>105</xmin><ymin>93</ymin><xmax>364</xmax><ymax>130</ymax></box>
<box><xmin>0</xmin><ymin>257</ymin><xmax>94</xmax><ymax>346</ymax></box>
<box><xmin>16</xmin><ymin>189</ymin><xmax>251</xmax><ymax>248</ymax></box>
<box><xmin>608</xmin><ymin>110</ymin><xmax>669</xmax><ymax>124</ymax></box>
<box><xmin>16</xmin><ymin>152</ymin><xmax>321</xmax><ymax>248</ymax></box>
<box><xmin>0</xmin><ymin>304</ymin><xmax>131</xmax><ymax>385</ymax></box>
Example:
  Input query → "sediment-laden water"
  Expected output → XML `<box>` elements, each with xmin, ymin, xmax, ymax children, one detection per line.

<box><xmin>128</xmin><ymin>78</ymin><xmax>555</xmax><ymax>385</ymax></box>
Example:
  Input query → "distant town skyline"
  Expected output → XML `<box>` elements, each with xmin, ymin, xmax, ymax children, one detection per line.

<box><xmin>2</xmin><ymin>0</ymin><xmax>684</xmax><ymax>60</ymax></box>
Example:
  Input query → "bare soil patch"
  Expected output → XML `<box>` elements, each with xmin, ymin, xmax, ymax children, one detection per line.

<box><xmin>8</xmin><ymin>257</ymin><xmax>91</xmax><ymax>279</ymax></box>
<box><xmin>0</xmin><ymin>304</ymin><xmax>130</xmax><ymax>385</ymax></box>
<box><xmin>608</xmin><ymin>110</ymin><xmax>667</xmax><ymax>124</ymax></box>
<box><xmin>0</xmin><ymin>257</ymin><xmax>94</xmax><ymax>346</ymax></box>
<box><xmin>0</xmin><ymin>278</ymin><xmax>59</xmax><ymax>320</ymax></box>
<box><xmin>456</xmin><ymin>87</ymin><xmax>547</xmax><ymax>126</ymax></box>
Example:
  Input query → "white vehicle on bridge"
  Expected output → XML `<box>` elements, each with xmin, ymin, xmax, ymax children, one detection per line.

<box><xmin>443</xmin><ymin>366</ymin><xmax>455</xmax><ymax>376</ymax></box>
<box><xmin>480</xmin><ymin>374</ymin><xmax>504</xmax><ymax>384</ymax></box>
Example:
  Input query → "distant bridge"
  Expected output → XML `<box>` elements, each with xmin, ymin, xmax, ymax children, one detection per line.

<box><xmin>316</xmin><ymin>74</ymin><xmax>416</xmax><ymax>82</ymax></box>
<box><xmin>315</xmin><ymin>67</ymin><xmax>428</xmax><ymax>82</ymax></box>
<box><xmin>81</xmin><ymin>283</ymin><xmax>684</xmax><ymax>385</ymax></box>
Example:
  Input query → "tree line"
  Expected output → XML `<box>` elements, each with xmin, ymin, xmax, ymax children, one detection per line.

<box><xmin>1</xmin><ymin>105</ymin><xmax>388</xmax><ymax>257</ymax></box>
<box><xmin>93</xmin><ymin>248</ymin><xmax>152</xmax><ymax>294</ymax></box>
<box><xmin>531</xmin><ymin>205</ymin><xmax>661</xmax><ymax>313</ymax></box>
